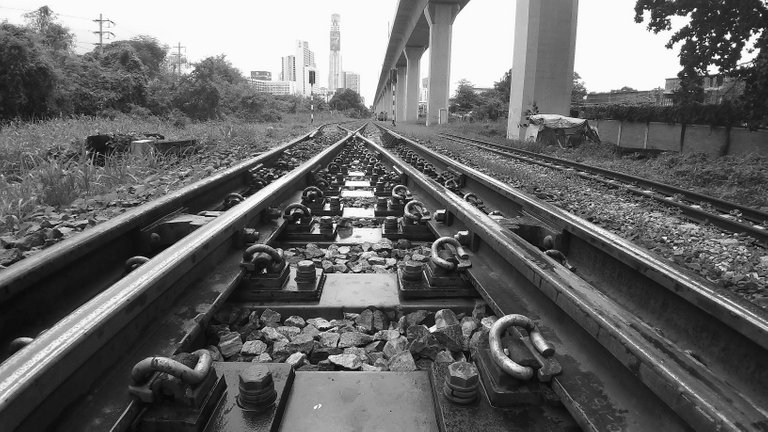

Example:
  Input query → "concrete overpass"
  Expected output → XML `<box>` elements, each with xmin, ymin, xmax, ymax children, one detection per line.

<box><xmin>372</xmin><ymin>0</ymin><xmax>579</xmax><ymax>138</ymax></box>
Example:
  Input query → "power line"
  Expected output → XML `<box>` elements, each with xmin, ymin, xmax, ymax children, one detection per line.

<box><xmin>92</xmin><ymin>13</ymin><xmax>115</xmax><ymax>54</ymax></box>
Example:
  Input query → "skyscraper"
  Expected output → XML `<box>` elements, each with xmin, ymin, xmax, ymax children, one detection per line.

<box><xmin>343</xmin><ymin>71</ymin><xmax>360</xmax><ymax>95</ymax></box>
<box><xmin>328</xmin><ymin>14</ymin><xmax>342</xmax><ymax>92</ymax></box>
<box><xmin>295</xmin><ymin>40</ymin><xmax>316</xmax><ymax>96</ymax></box>
<box><xmin>280</xmin><ymin>56</ymin><xmax>296</xmax><ymax>82</ymax></box>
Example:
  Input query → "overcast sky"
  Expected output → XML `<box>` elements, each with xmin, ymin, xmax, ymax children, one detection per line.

<box><xmin>1</xmin><ymin>1</ymin><xmax>683</xmax><ymax>104</ymax></box>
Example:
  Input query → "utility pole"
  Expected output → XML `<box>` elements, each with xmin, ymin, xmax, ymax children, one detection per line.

<box><xmin>92</xmin><ymin>13</ymin><xmax>115</xmax><ymax>54</ymax></box>
<box><xmin>169</xmin><ymin>43</ymin><xmax>186</xmax><ymax>77</ymax></box>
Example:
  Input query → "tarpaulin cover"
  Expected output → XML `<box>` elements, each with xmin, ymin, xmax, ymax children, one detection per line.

<box><xmin>528</xmin><ymin>114</ymin><xmax>588</xmax><ymax>130</ymax></box>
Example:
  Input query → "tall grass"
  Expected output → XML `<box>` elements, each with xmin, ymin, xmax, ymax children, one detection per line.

<box><xmin>0</xmin><ymin>112</ymin><xmax>351</xmax><ymax>232</ymax></box>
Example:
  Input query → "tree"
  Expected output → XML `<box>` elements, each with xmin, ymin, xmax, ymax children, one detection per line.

<box><xmin>494</xmin><ymin>70</ymin><xmax>511</xmax><ymax>103</ymax></box>
<box><xmin>0</xmin><ymin>23</ymin><xmax>56</xmax><ymax>119</ymax></box>
<box><xmin>328</xmin><ymin>89</ymin><xmax>366</xmax><ymax>112</ymax></box>
<box><xmin>126</xmin><ymin>36</ymin><xmax>168</xmax><ymax>77</ymax></box>
<box><xmin>450</xmin><ymin>79</ymin><xmax>480</xmax><ymax>113</ymax></box>
<box><xmin>611</xmin><ymin>86</ymin><xmax>637</xmax><ymax>93</ymax></box>
<box><xmin>571</xmin><ymin>72</ymin><xmax>587</xmax><ymax>105</ymax></box>
<box><xmin>634</xmin><ymin>0</ymin><xmax>768</xmax><ymax>127</ymax></box>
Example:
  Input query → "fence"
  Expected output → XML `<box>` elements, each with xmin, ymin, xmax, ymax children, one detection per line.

<box><xmin>592</xmin><ymin>119</ymin><xmax>768</xmax><ymax>156</ymax></box>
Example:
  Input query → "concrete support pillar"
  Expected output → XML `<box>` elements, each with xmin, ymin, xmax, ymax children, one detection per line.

<box><xmin>425</xmin><ymin>2</ymin><xmax>459</xmax><ymax>126</ymax></box>
<box><xmin>404</xmin><ymin>46</ymin><xmax>425</xmax><ymax>122</ymax></box>
<box><xmin>507</xmin><ymin>0</ymin><xmax>578</xmax><ymax>139</ymax></box>
<box><xmin>383</xmin><ymin>82</ymin><xmax>393</xmax><ymax>120</ymax></box>
<box><xmin>396</xmin><ymin>67</ymin><xmax>407</xmax><ymax>122</ymax></box>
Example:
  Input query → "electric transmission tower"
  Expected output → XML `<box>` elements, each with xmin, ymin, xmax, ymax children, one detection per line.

<box><xmin>93</xmin><ymin>13</ymin><xmax>115</xmax><ymax>54</ymax></box>
<box><xmin>169</xmin><ymin>43</ymin><xmax>187</xmax><ymax>77</ymax></box>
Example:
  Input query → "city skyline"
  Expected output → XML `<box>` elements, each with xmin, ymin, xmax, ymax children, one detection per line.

<box><xmin>0</xmin><ymin>0</ymin><xmax>685</xmax><ymax>105</ymax></box>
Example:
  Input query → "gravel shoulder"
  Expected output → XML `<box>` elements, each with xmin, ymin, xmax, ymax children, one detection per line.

<box><xmin>385</xmin><ymin>122</ymin><xmax>768</xmax><ymax>310</ymax></box>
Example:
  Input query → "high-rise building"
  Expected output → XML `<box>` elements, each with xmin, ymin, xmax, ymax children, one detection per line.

<box><xmin>296</xmin><ymin>40</ymin><xmax>316</xmax><ymax>96</ymax></box>
<box><xmin>329</xmin><ymin>14</ymin><xmax>343</xmax><ymax>92</ymax></box>
<box><xmin>343</xmin><ymin>71</ymin><xmax>360</xmax><ymax>95</ymax></box>
<box><xmin>280</xmin><ymin>56</ymin><xmax>296</xmax><ymax>82</ymax></box>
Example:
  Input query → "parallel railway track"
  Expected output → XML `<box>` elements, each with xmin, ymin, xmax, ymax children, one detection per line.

<box><xmin>0</xmin><ymin>122</ymin><xmax>765</xmax><ymax>431</ymax></box>
<box><xmin>437</xmin><ymin>132</ymin><xmax>768</xmax><ymax>247</ymax></box>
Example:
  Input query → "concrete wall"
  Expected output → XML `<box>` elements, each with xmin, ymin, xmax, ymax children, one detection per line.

<box><xmin>646</xmin><ymin>122</ymin><xmax>680</xmax><ymax>152</ymax></box>
<box><xmin>730</xmin><ymin>128</ymin><xmax>768</xmax><ymax>154</ymax></box>
<box><xmin>595</xmin><ymin>120</ymin><xmax>620</xmax><ymax>144</ymax></box>
<box><xmin>591</xmin><ymin>120</ymin><xmax>768</xmax><ymax>156</ymax></box>
<box><xmin>618</xmin><ymin>121</ymin><xmax>646</xmax><ymax>149</ymax></box>
<box><xmin>683</xmin><ymin>125</ymin><xmax>727</xmax><ymax>155</ymax></box>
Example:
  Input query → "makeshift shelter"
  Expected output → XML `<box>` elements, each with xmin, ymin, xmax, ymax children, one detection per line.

<box><xmin>524</xmin><ymin>114</ymin><xmax>600</xmax><ymax>147</ymax></box>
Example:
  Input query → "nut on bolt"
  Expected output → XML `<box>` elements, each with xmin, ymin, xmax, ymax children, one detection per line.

<box><xmin>447</xmin><ymin>361</ymin><xmax>479</xmax><ymax>389</ymax></box>
<box><xmin>238</xmin><ymin>365</ymin><xmax>277</xmax><ymax>411</ymax></box>
<box><xmin>434</xmin><ymin>209</ymin><xmax>447</xmax><ymax>223</ymax></box>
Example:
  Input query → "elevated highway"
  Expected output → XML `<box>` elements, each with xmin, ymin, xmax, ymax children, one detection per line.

<box><xmin>372</xmin><ymin>0</ymin><xmax>578</xmax><ymax>139</ymax></box>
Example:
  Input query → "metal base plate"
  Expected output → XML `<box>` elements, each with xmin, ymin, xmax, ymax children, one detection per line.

<box><xmin>278</xmin><ymin>372</ymin><xmax>439</xmax><ymax>432</ymax></box>
<box><xmin>397</xmin><ymin>268</ymin><xmax>477</xmax><ymax>299</ymax></box>
<box><xmin>430</xmin><ymin>362</ymin><xmax>578</xmax><ymax>432</ymax></box>
<box><xmin>203</xmin><ymin>363</ymin><xmax>294</xmax><ymax>432</ymax></box>
<box><xmin>139</xmin><ymin>373</ymin><xmax>226</xmax><ymax>432</ymax></box>
<box><xmin>234</xmin><ymin>268</ymin><xmax>325</xmax><ymax>302</ymax></box>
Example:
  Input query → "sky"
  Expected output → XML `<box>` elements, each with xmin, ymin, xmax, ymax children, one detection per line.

<box><xmin>0</xmin><ymin>1</ymin><xmax>684</xmax><ymax>104</ymax></box>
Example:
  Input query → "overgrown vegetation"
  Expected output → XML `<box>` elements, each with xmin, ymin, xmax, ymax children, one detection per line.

<box><xmin>579</xmin><ymin>101</ymin><xmax>747</xmax><ymax>126</ymax></box>
<box><xmin>634</xmin><ymin>0</ymin><xmax>768</xmax><ymax>129</ymax></box>
<box><xmin>0</xmin><ymin>7</ymin><xmax>366</xmax><ymax>123</ymax></box>
<box><xmin>0</xmin><ymin>112</ymin><xmax>344</xmax><ymax>224</ymax></box>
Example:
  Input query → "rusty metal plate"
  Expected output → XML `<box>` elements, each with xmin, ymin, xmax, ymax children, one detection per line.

<box><xmin>279</xmin><ymin>372</ymin><xmax>438</xmax><ymax>432</ymax></box>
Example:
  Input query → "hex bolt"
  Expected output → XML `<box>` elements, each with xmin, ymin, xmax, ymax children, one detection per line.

<box><xmin>384</xmin><ymin>216</ymin><xmax>398</xmax><ymax>233</ymax></box>
<box><xmin>295</xmin><ymin>260</ymin><xmax>317</xmax><ymax>285</ymax></box>
<box><xmin>329</xmin><ymin>196</ymin><xmax>341</xmax><ymax>211</ymax></box>
<box><xmin>443</xmin><ymin>361</ymin><xmax>479</xmax><ymax>405</ymax></box>
<box><xmin>402</xmin><ymin>261</ymin><xmax>424</xmax><ymax>282</ymax></box>
<box><xmin>447</xmin><ymin>361</ymin><xmax>479</xmax><ymax>388</ymax></box>
<box><xmin>238</xmin><ymin>365</ymin><xmax>277</xmax><ymax>411</ymax></box>
<box><xmin>320</xmin><ymin>216</ymin><xmax>334</xmax><ymax>230</ymax></box>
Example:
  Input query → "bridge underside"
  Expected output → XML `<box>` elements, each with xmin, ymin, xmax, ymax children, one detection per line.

<box><xmin>374</xmin><ymin>0</ymin><xmax>578</xmax><ymax>139</ymax></box>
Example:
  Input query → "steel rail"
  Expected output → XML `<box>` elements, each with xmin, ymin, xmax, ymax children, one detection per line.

<box><xmin>0</xmin><ymin>131</ymin><xmax>354</xmax><ymax>432</ymax></box>
<box><xmin>384</xmin><ymin>126</ymin><xmax>768</xmax><ymax>349</ymax></box>
<box><xmin>439</xmin><ymin>132</ymin><xmax>768</xmax><ymax>247</ymax></box>
<box><xmin>370</xmin><ymin>126</ymin><xmax>768</xmax><ymax>431</ymax></box>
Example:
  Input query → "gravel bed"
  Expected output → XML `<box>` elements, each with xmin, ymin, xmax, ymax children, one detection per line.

<box><xmin>205</xmin><ymin>304</ymin><xmax>495</xmax><ymax>372</ymax></box>
<box><xmin>281</xmin><ymin>238</ymin><xmax>429</xmax><ymax>274</ymax></box>
<box><xmin>375</xmin><ymin>131</ymin><xmax>768</xmax><ymax>310</ymax></box>
<box><xmin>0</xmin><ymin>128</ymin><xmax>346</xmax><ymax>270</ymax></box>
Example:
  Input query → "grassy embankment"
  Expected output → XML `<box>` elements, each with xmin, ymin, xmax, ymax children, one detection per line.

<box><xmin>0</xmin><ymin>112</ymin><xmax>348</xmax><ymax>234</ymax></box>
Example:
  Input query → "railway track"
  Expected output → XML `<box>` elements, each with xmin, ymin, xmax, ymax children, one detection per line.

<box><xmin>0</xmin><ymin>122</ymin><xmax>765</xmax><ymax>431</ymax></box>
<box><xmin>437</xmin><ymin>132</ymin><xmax>768</xmax><ymax>247</ymax></box>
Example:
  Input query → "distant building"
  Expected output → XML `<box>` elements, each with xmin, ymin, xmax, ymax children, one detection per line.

<box><xmin>419</xmin><ymin>77</ymin><xmax>429</xmax><ymax>116</ymax></box>
<box><xmin>343</xmin><ymin>71</ymin><xmax>360</xmax><ymax>95</ymax></box>
<box><xmin>664</xmin><ymin>74</ymin><xmax>743</xmax><ymax>104</ymax></box>
<box><xmin>280</xmin><ymin>56</ymin><xmax>296</xmax><ymax>82</ymax></box>
<box><xmin>250</xmin><ymin>71</ymin><xmax>272</xmax><ymax>81</ymax></box>
<box><xmin>584</xmin><ymin>89</ymin><xmax>668</xmax><ymax>106</ymax></box>
<box><xmin>329</xmin><ymin>14</ymin><xmax>343</xmax><ymax>91</ymax></box>
<box><xmin>251</xmin><ymin>80</ymin><xmax>296</xmax><ymax>96</ymax></box>
<box><xmin>296</xmin><ymin>40</ymin><xmax>317</xmax><ymax>97</ymax></box>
